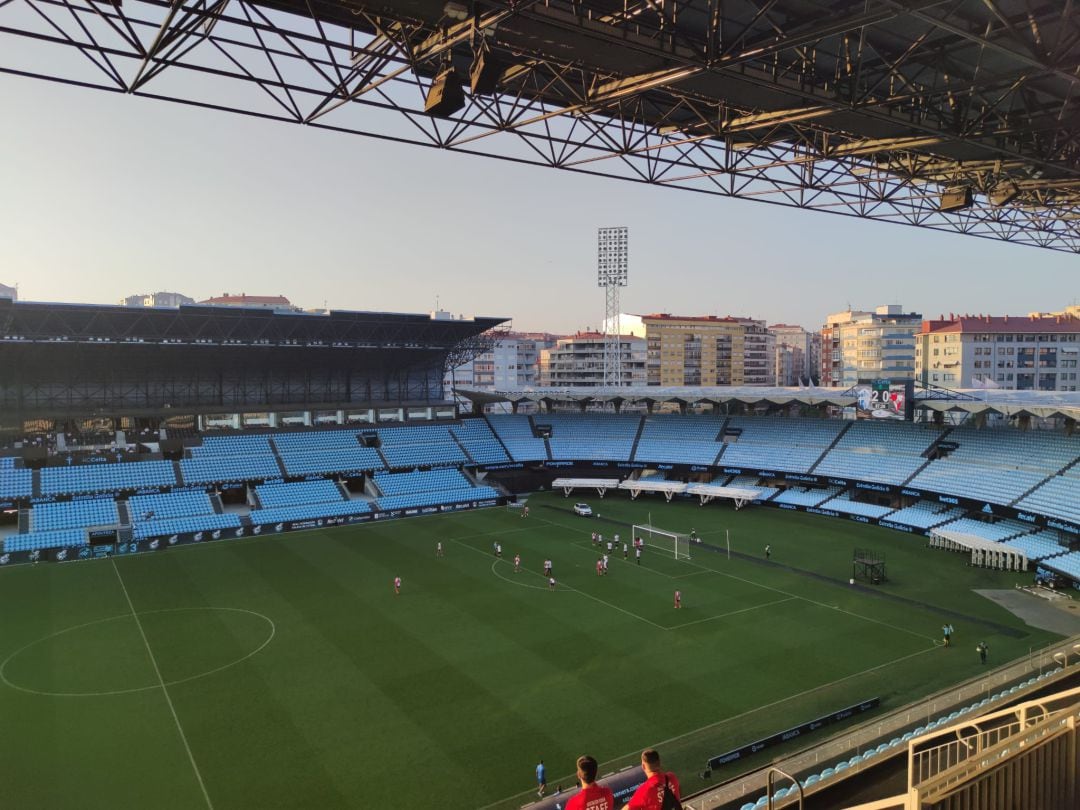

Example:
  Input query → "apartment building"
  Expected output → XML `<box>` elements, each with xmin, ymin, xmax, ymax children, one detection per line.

<box><xmin>917</xmin><ymin>313</ymin><xmax>1080</xmax><ymax>391</ymax></box>
<box><xmin>821</xmin><ymin>305</ymin><xmax>921</xmax><ymax>388</ymax></box>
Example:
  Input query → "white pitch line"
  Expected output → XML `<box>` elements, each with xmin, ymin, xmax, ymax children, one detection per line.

<box><xmin>449</xmin><ymin>536</ymin><xmax>667</xmax><ymax>630</ymax></box>
<box><xmin>534</xmin><ymin>512</ymin><xmax>936</xmax><ymax>642</ymax></box>
<box><xmin>112</xmin><ymin>560</ymin><xmax>214</xmax><ymax>810</ymax></box>
<box><xmin>668</xmin><ymin>597</ymin><xmax>797</xmax><ymax>630</ymax></box>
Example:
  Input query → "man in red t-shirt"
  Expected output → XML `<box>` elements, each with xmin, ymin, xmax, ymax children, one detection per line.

<box><xmin>622</xmin><ymin>749</ymin><xmax>680</xmax><ymax>810</ymax></box>
<box><xmin>566</xmin><ymin>755</ymin><xmax>614</xmax><ymax>810</ymax></box>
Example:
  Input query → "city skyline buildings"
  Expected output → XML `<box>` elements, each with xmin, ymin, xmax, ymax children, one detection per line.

<box><xmin>2</xmin><ymin>74</ymin><xmax>1078</xmax><ymax>337</ymax></box>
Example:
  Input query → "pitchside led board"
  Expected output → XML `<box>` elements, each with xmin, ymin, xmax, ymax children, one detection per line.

<box><xmin>854</xmin><ymin>379</ymin><xmax>915</xmax><ymax>421</ymax></box>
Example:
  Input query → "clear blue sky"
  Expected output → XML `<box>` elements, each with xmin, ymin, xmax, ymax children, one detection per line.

<box><xmin>1</xmin><ymin>72</ymin><xmax>1076</xmax><ymax>334</ymax></box>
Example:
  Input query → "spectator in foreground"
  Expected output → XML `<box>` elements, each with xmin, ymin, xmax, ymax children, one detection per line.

<box><xmin>566</xmin><ymin>755</ymin><xmax>614</xmax><ymax>810</ymax></box>
<box><xmin>622</xmin><ymin>749</ymin><xmax>681</xmax><ymax>810</ymax></box>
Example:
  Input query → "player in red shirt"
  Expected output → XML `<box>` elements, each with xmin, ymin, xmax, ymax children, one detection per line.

<box><xmin>566</xmin><ymin>755</ymin><xmax>614</xmax><ymax>810</ymax></box>
<box><xmin>514</xmin><ymin>553</ymin><xmax>521</xmax><ymax>573</ymax></box>
<box><xmin>622</xmin><ymin>749</ymin><xmax>680</xmax><ymax>810</ymax></box>
<box><xmin>673</xmin><ymin>590</ymin><xmax>681</xmax><ymax>609</ymax></box>
<box><xmin>596</xmin><ymin>558</ymin><xmax>604</xmax><ymax>577</ymax></box>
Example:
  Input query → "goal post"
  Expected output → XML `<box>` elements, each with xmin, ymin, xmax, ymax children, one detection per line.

<box><xmin>633</xmin><ymin>523</ymin><xmax>692</xmax><ymax>560</ymax></box>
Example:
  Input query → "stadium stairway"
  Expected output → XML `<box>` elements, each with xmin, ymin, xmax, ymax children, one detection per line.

<box><xmin>1009</xmin><ymin>455</ymin><xmax>1080</xmax><ymax>507</ymax></box>
<box><xmin>31</xmin><ymin>469</ymin><xmax>41</xmax><ymax>499</ymax></box>
<box><xmin>375</xmin><ymin>445</ymin><xmax>391</xmax><ymax>471</ymax></box>
<box><xmin>210</xmin><ymin>494</ymin><xmax>225</xmax><ymax>514</ymax></box>
<box><xmin>448</xmin><ymin>431</ymin><xmax>476</xmax><ymax>465</ymax></box>
<box><xmin>806</xmin><ymin>421</ymin><xmax>853</xmax><ymax>474</ymax></box>
<box><xmin>172</xmin><ymin>460</ymin><xmax>184</xmax><ymax>486</ymax></box>
<box><xmin>336</xmin><ymin>481</ymin><xmax>351</xmax><ymax>501</ymax></box>
<box><xmin>365</xmin><ymin>476</ymin><xmax>384</xmax><ymax>499</ymax></box>
<box><xmin>17</xmin><ymin>507</ymin><xmax>29</xmax><ymax>534</ymax></box>
<box><xmin>271</xmin><ymin>445</ymin><xmax>289</xmax><ymax>478</ymax></box>
<box><xmin>627</xmin><ymin>417</ymin><xmax>647</xmax><ymax>462</ymax></box>
<box><xmin>116</xmin><ymin>501</ymin><xmax>132</xmax><ymax>527</ymax></box>
<box><xmin>894</xmin><ymin>432</ymin><xmax>954</xmax><ymax>488</ymax></box>
<box><xmin>249</xmin><ymin>488</ymin><xmax>264</xmax><ymax>510</ymax></box>
<box><xmin>481</xmin><ymin>416</ymin><xmax>515</xmax><ymax>460</ymax></box>
<box><xmin>712</xmin><ymin>442</ymin><xmax>728</xmax><ymax>466</ymax></box>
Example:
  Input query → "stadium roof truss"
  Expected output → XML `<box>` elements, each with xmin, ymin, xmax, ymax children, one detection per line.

<box><xmin>2</xmin><ymin>0</ymin><xmax>1079</xmax><ymax>251</ymax></box>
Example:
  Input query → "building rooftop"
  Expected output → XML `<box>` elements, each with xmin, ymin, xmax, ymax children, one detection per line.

<box><xmin>922</xmin><ymin>314</ymin><xmax>1080</xmax><ymax>334</ymax></box>
<box><xmin>637</xmin><ymin>313</ymin><xmax>757</xmax><ymax>323</ymax></box>
<box><xmin>200</xmin><ymin>294</ymin><xmax>293</xmax><ymax>307</ymax></box>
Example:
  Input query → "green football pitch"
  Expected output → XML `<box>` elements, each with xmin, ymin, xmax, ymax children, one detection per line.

<box><xmin>0</xmin><ymin>492</ymin><xmax>1060</xmax><ymax>809</ymax></box>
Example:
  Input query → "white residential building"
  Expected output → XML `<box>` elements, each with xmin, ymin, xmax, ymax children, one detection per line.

<box><xmin>917</xmin><ymin>313</ymin><xmax>1080</xmax><ymax>391</ymax></box>
<box><xmin>821</xmin><ymin>305</ymin><xmax>922</xmax><ymax>388</ymax></box>
<box><xmin>120</xmin><ymin>291</ymin><xmax>195</xmax><ymax>308</ymax></box>
<box><xmin>540</xmin><ymin>331</ymin><xmax>647</xmax><ymax>387</ymax></box>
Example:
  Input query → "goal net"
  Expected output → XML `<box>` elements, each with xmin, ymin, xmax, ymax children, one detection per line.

<box><xmin>633</xmin><ymin>524</ymin><xmax>692</xmax><ymax>560</ymax></box>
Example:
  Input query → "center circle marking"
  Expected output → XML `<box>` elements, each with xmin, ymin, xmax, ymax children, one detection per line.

<box><xmin>0</xmin><ymin>607</ymin><xmax>276</xmax><ymax>698</ymax></box>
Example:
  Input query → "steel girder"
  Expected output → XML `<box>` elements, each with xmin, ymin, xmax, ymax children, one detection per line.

<box><xmin>1</xmin><ymin>0</ymin><xmax>1079</xmax><ymax>251</ymax></box>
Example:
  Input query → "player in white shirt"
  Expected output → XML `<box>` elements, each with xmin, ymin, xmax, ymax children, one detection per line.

<box><xmin>601</xmin><ymin>554</ymin><xmax>609</xmax><ymax>573</ymax></box>
<box><xmin>436</xmin><ymin>541</ymin><xmax>443</xmax><ymax>557</ymax></box>
<box><xmin>495</xmin><ymin>542</ymin><xmax>502</xmax><ymax>558</ymax></box>
<box><xmin>548</xmin><ymin>576</ymin><xmax>556</xmax><ymax>591</ymax></box>
<box><xmin>393</xmin><ymin>576</ymin><xmax>402</xmax><ymax>595</ymax></box>
<box><xmin>622</xmin><ymin>542</ymin><xmax>628</xmax><ymax>560</ymax></box>
<box><xmin>514</xmin><ymin>553</ymin><xmax>521</xmax><ymax>573</ymax></box>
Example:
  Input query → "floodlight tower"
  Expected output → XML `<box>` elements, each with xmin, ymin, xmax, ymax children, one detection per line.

<box><xmin>597</xmin><ymin>227</ymin><xmax>629</xmax><ymax>387</ymax></box>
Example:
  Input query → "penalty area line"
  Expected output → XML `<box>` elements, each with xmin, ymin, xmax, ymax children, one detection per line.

<box><xmin>449</xmin><ymin>536</ymin><xmax>667</xmax><ymax>631</ymax></box>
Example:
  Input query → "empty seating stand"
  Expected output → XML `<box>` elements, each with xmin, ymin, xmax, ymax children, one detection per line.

<box><xmin>722</xmin><ymin>417</ymin><xmax>845</xmax><ymax>474</ymax></box>
<box><xmin>1016</xmin><ymin>475</ymin><xmax>1080</xmax><ymax>525</ymax></box>
<box><xmin>374</xmin><ymin>468</ymin><xmax>473</xmax><ymax>496</ymax></box>
<box><xmin>449</xmin><ymin>420</ymin><xmax>510</xmax><ymax>464</ymax></box>
<box><xmin>814</xmin><ymin>421</ymin><xmax>941</xmax><ymax>485</ymax></box>
<box><xmin>373</xmin><ymin>468</ymin><xmax>497</xmax><ymax>511</ymax></box>
<box><xmin>633</xmin><ymin>415</ymin><xmax>724</xmax><ymax>465</ymax></box>
<box><xmin>31</xmin><ymin>498</ymin><xmax>119</xmax><ymax>531</ymax></box>
<box><xmin>0</xmin><ymin>468</ymin><xmax>33</xmax><ymax>500</ymax></box>
<box><xmin>3</xmin><ymin>528</ymin><xmax>87</xmax><ymax>553</ymax></box>
<box><xmin>485</xmin><ymin>415</ymin><xmax>549</xmax><ymax>461</ymax></box>
<box><xmin>819</xmin><ymin>494</ymin><xmax>894</xmax><ymax>519</ymax></box>
<box><xmin>180</xmin><ymin>455</ymin><xmax>281</xmax><ymax>485</ymax></box>
<box><xmin>41</xmin><ymin>461</ymin><xmax>177</xmax><ymax>496</ymax></box>
<box><xmin>541</xmin><ymin>413</ymin><xmax>640</xmax><ymax>461</ymax></box>
<box><xmin>255</xmin><ymin>480</ymin><xmax>345</xmax><ymax>508</ymax></box>
<box><xmin>128</xmin><ymin>491</ymin><xmax>215</xmax><ymax>522</ymax></box>
<box><xmin>378</xmin><ymin>424</ymin><xmax>467</xmax><ymax>469</ymax></box>
<box><xmin>883</xmin><ymin>502</ymin><xmax>965</xmax><ymax>530</ymax></box>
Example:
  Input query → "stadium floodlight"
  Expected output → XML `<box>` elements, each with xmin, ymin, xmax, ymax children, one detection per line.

<box><xmin>598</xmin><ymin>226</ymin><xmax>628</xmax><ymax>388</ymax></box>
<box><xmin>424</xmin><ymin>68</ymin><xmax>465</xmax><ymax>118</ymax></box>
<box><xmin>939</xmin><ymin>186</ymin><xmax>973</xmax><ymax>212</ymax></box>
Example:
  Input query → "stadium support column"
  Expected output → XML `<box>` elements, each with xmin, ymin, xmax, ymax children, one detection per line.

<box><xmin>598</xmin><ymin>227</ymin><xmax>628</xmax><ymax>387</ymax></box>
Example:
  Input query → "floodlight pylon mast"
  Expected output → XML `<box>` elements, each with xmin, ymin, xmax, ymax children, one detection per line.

<box><xmin>597</xmin><ymin>227</ymin><xmax>628</xmax><ymax>387</ymax></box>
